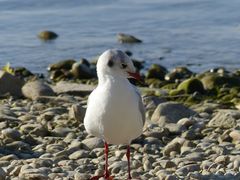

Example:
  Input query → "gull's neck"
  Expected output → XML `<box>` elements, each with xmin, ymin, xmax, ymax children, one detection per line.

<box><xmin>98</xmin><ymin>74</ymin><xmax>129</xmax><ymax>86</ymax></box>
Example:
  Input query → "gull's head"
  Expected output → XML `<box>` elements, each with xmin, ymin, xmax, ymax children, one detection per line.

<box><xmin>97</xmin><ymin>49</ymin><xmax>140</xmax><ymax>80</ymax></box>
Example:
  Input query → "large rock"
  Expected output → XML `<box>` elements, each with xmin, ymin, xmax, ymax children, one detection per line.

<box><xmin>38</xmin><ymin>30</ymin><xmax>58</xmax><ymax>40</ymax></box>
<box><xmin>0</xmin><ymin>70</ymin><xmax>25</xmax><ymax>97</ymax></box>
<box><xmin>177</xmin><ymin>78</ymin><xmax>205</xmax><ymax>94</ymax></box>
<box><xmin>199</xmin><ymin>73</ymin><xmax>222</xmax><ymax>90</ymax></box>
<box><xmin>71</xmin><ymin>61</ymin><xmax>95</xmax><ymax>79</ymax></box>
<box><xmin>117</xmin><ymin>33</ymin><xmax>142</xmax><ymax>43</ymax></box>
<box><xmin>208</xmin><ymin>110</ymin><xmax>240</xmax><ymax>128</ymax></box>
<box><xmin>49</xmin><ymin>69</ymin><xmax>72</xmax><ymax>82</ymax></box>
<box><xmin>151</xmin><ymin>102</ymin><xmax>196</xmax><ymax>126</ymax></box>
<box><xmin>52</xmin><ymin>81</ymin><xmax>95</xmax><ymax>96</ymax></box>
<box><xmin>145</xmin><ymin>64</ymin><xmax>168</xmax><ymax>80</ymax></box>
<box><xmin>48</xmin><ymin>59</ymin><xmax>76</xmax><ymax>71</ymax></box>
<box><xmin>132</xmin><ymin>59</ymin><xmax>144</xmax><ymax>71</ymax></box>
<box><xmin>165</xmin><ymin>67</ymin><xmax>193</xmax><ymax>82</ymax></box>
<box><xmin>22</xmin><ymin>81</ymin><xmax>55</xmax><ymax>100</ymax></box>
<box><xmin>199</xmin><ymin>73</ymin><xmax>240</xmax><ymax>90</ymax></box>
<box><xmin>14</xmin><ymin>67</ymin><xmax>33</xmax><ymax>78</ymax></box>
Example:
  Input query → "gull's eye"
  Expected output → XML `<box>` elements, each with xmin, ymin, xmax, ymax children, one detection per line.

<box><xmin>121</xmin><ymin>63</ymin><xmax>127</xmax><ymax>69</ymax></box>
<box><xmin>107</xmin><ymin>60</ymin><xmax>114</xmax><ymax>67</ymax></box>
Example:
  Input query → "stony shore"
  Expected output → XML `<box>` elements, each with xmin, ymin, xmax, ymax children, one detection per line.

<box><xmin>0</xmin><ymin>56</ymin><xmax>240</xmax><ymax>180</ymax></box>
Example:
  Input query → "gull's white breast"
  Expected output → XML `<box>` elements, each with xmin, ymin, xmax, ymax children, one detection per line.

<box><xmin>84</xmin><ymin>78</ymin><xmax>143</xmax><ymax>145</ymax></box>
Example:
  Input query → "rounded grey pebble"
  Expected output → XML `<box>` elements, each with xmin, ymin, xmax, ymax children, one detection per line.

<box><xmin>74</xmin><ymin>172</ymin><xmax>91</xmax><ymax>180</ymax></box>
<box><xmin>0</xmin><ymin>167</ymin><xmax>6</xmax><ymax>180</ymax></box>
<box><xmin>1</xmin><ymin>128</ymin><xmax>21</xmax><ymax>140</ymax></box>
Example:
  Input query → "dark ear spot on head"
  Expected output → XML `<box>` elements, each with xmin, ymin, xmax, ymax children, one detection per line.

<box><xmin>107</xmin><ymin>60</ymin><xmax>114</xmax><ymax>67</ymax></box>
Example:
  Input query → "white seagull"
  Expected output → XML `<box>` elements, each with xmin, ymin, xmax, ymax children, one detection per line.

<box><xmin>84</xmin><ymin>49</ymin><xmax>145</xmax><ymax>180</ymax></box>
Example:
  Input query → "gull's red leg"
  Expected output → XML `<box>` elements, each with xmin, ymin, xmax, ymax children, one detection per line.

<box><xmin>104</xmin><ymin>142</ymin><xmax>110</xmax><ymax>178</ymax></box>
<box><xmin>90</xmin><ymin>142</ymin><xmax>113</xmax><ymax>180</ymax></box>
<box><xmin>126</xmin><ymin>145</ymin><xmax>132</xmax><ymax>180</ymax></box>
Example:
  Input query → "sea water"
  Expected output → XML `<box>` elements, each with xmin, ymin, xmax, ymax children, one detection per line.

<box><xmin>0</xmin><ymin>0</ymin><xmax>240</xmax><ymax>73</ymax></box>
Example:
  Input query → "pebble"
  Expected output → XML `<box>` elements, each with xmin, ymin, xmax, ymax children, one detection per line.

<box><xmin>163</xmin><ymin>137</ymin><xmax>184</xmax><ymax>156</ymax></box>
<box><xmin>46</xmin><ymin>144</ymin><xmax>65</xmax><ymax>153</ymax></box>
<box><xmin>0</xmin><ymin>161</ymin><xmax>10</xmax><ymax>167</ymax></box>
<box><xmin>52</xmin><ymin>127</ymin><xmax>72</xmax><ymax>137</ymax></box>
<box><xmin>1</xmin><ymin>128</ymin><xmax>21</xmax><ymax>140</ymax></box>
<box><xmin>74</xmin><ymin>172</ymin><xmax>91</xmax><ymax>180</ymax></box>
<box><xmin>9</xmin><ymin>165</ymin><xmax>21</xmax><ymax>176</ymax></box>
<box><xmin>159</xmin><ymin>160</ymin><xmax>176</xmax><ymax>169</ymax></box>
<box><xmin>69</xmin><ymin>103</ymin><xmax>86</xmax><ymax>123</ymax></box>
<box><xmin>233</xmin><ymin>159</ymin><xmax>240</xmax><ymax>171</ymax></box>
<box><xmin>69</xmin><ymin>150</ymin><xmax>89</xmax><ymax>160</ymax></box>
<box><xmin>0</xmin><ymin>167</ymin><xmax>6</xmax><ymax>180</ymax></box>
<box><xmin>184</xmin><ymin>152</ymin><xmax>205</xmax><ymax>162</ymax></box>
<box><xmin>214</xmin><ymin>155</ymin><xmax>229</xmax><ymax>165</ymax></box>
<box><xmin>143</xmin><ymin>160</ymin><xmax>153</xmax><ymax>171</ymax></box>
<box><xmin>165</xmin><ymin>175</ymin><xmax>178</xmax><ymax>180</ymax></box>
<box><xmin>19</xmin><ymin>168</ymin><xmax>49</xmax><ymax>180</ymax></box>
<box><xmin>22</xmin><ymin>80</ymin><xmax>55</xmax><ymax>100</ymax></box>
<box><xmin>175</xmin><ymin>164</ymin><xmax>200</xmax><ymax>176</ymax></box>
<box><xmin>177</xmin><ymin>117</ymin><xmax>195</xmax><ymax>127</ymax></box>
<box><xmin>229</xmin><ymin>130</ymin><xmax>240</xmax><ymax>142</ymax></box>
<box><xmin>0</xmin><ymin>154</ymin><xmax>19</xmax><ymax>161</ymax></box>
<box><xmin>165</xmin><ymin>123</ymin><xmax>185</xmax><ymax>135</ymax></box>
<box><xmin>156</xmin><ymin>169</ymin><xmax>171</xmax><ymax>179</ymax></box>
<box><xmin>82</xmin><ymin>137</ymin><xmax>104</xmax><ymax>149</ymax></box>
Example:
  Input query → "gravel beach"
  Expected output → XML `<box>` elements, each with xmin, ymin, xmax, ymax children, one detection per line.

<box><xmin>0</xmin><ymin>58</ymin><xmax>240</xmax><ymax>180</ymax></box>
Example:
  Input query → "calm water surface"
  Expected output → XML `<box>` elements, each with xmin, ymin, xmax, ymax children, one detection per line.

<box><xmin>0</xmin><ymin>0</ymin><xmax>240</xmax><ymax>73</ymax></box>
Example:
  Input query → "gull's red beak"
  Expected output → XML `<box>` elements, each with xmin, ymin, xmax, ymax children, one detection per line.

<box><xmin>127</xmin><ymin>72</ymin><xmax>141</xmax><ymax>80</ymax></box>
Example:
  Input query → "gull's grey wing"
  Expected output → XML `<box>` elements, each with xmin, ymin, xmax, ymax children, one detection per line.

<box><xmin>134</xmin><ymin>88</ymin><xmax>146</xmax><ymax>126</ymax></box>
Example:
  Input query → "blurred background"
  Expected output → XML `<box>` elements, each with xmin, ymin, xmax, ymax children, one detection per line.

<box><xmin>0</xmin><ymin>0</ymin><xmax>240</xmax><ymax>74</ymax></box>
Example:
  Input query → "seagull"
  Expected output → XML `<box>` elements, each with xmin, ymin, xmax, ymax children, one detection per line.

<box><xmin>84</xmin><ymin>49</ymin><xmax>145</xmax><ymax>180</ymax></box>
